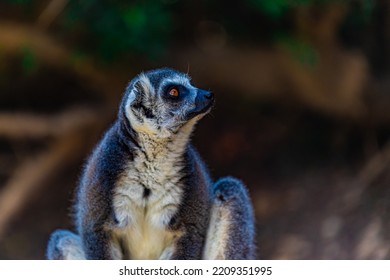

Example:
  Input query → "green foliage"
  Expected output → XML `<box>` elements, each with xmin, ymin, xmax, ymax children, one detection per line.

<box><xmin>20</xmin><ymin>46</ymin><xmax>38</xmax><ymax>75</ymax></box>
<box><xmin>277</xmin><ymin>35</ymin><xmax>318</xmax><ymax>68</ymax></box>
<box><xmin>250</xmin><ymin>0</ymin><xmax>314</xmax><ymax>19</ymax></box>
<box><xmin>4</xmin><ymin>0</ymin><xmax>33</xmax><ymax>4</ymax></box>
<box><xmin>249</xmin><ymin>0</ymin><xmax>374</xmax><ymax>67</ymax></box>
<box><xmin>250</xmin><ymin>0</ymin><xmax>375</xmax><ymax>20</ymax></box>
<box><xmin>359</xmin><ymin>0</ymin><xmax>375</xmax><ymax>23</ymax></box>
<box><xmin>62</xmin><ymin>0</ymin><xmax>174</xmax><ymax>62</ymax></box>
<box><xmin>2</xmin><ymin>0</ymin><xmax>376</xmax><ymax>65</ymax></box>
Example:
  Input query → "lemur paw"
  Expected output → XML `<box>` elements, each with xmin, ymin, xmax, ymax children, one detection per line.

<box><xmin>47</xmin><ymin>229</ymin><xmax>85</xmax><ymax>260</ymax></box>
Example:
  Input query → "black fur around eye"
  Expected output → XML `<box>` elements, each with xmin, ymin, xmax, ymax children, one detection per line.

<box><xmin>164</xmin><ymin>85</ymin><xmax>187</xmax><ymax>100</ymax></box>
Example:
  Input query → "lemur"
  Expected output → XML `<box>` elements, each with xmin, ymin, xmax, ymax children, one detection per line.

<box><xmin>47</xmin><ymin>68</ymin><xmax>255</xmax><ymax>260</ymax></box>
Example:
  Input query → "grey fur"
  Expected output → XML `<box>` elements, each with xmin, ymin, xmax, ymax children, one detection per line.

<box><xmin>46</xmin><ymin>68</ymin><xmax>256</xmax><ymax>260</ymax></box>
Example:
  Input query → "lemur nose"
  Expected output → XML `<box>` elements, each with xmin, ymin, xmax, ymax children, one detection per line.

<box><xmin>204</xmin><ymin>91</ymin><xmax>214</xmax><ymax>100</ymax></box>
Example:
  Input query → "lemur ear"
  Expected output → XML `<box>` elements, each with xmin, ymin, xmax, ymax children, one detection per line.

<box><xmin>137</xmin><ymin>73</ymin><xmax>155</xmax><ymax>99</ymax></box>
<box><xmin>126</xmin><ymin>74</ymin><xmax>154</xmax><ymax>107</ymax></box>
<box><xmin>126</xmin><ymin>87</ymin><xmax>137</xmax><ymax>106</ymax></box>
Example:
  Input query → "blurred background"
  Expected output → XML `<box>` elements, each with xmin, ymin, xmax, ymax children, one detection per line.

<box><xmin>0</xmin><ymin>0</ymin><xmax>389</xmax><ymax>259</ymax></box>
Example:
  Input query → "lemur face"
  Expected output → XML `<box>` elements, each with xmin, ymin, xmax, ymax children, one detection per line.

<box><xmin>123</xmin><ymin>68</ymin><xmax>214</xmax><ymax>138</ymax></box>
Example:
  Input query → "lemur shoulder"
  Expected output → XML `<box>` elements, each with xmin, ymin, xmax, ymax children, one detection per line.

<box><xmin>47</xmin><ymin>68</ymin><xmax>256</xmax><ymax>260</ymax></box>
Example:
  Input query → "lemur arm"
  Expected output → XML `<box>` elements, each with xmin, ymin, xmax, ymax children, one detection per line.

<box><xmin>203</xmin><ymin>177</ymin><xmax>256</xmax><ymax>260</ymax></box>
<box><xmin>75</xmin><ymin>127</ymin><xmax>127</xmax><ymax>260</ymax></box>
<box><xmin>76</xmin><ymin>178</ymin><xmax>120</xmax><ymax>260</ymax></box>
<box><xmin>79</xmin><ymin>222</ymin><xmax>113</xmax><ymax>260</ymax></box>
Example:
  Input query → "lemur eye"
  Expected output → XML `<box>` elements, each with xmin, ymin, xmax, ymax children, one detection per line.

<box><xmin>168</xmin><ymin>88</ymin><xmax>180</xmax><ymax>97</ymax></box>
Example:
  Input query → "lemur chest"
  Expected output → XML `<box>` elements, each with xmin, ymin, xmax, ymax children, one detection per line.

<box><xmin>112</xmin><ymin>153</ymin><xmax>183</xmax><ymax>259</ymax></box>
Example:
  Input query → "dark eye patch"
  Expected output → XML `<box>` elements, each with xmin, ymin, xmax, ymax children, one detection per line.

<box><xmin>163</xmin><ymin>84</ymin><xmax>188</xmax><ymax>101</ymax></box>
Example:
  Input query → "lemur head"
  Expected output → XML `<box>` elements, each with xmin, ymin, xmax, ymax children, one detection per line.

<box><xmin>121</xmin><ymin>68</ymin><xmax>214</xmax><ymax>139</ymax></box>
